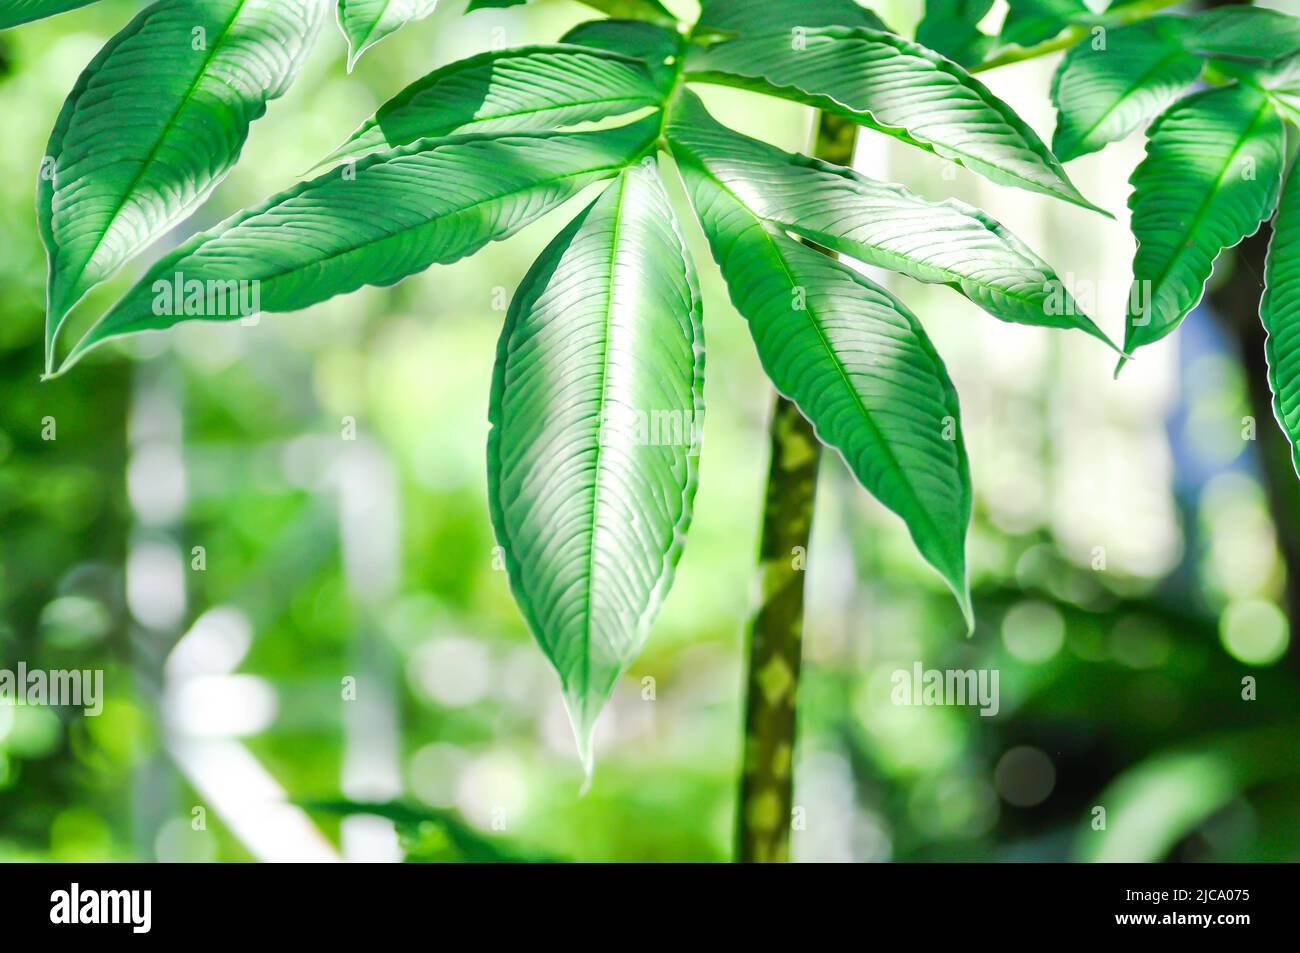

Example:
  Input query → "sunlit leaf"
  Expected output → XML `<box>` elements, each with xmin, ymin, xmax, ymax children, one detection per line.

<box><xmin>1050</xmin><ymin>18</ymin><xmax>1202</xmax><ymax>162</ymax></box>
<box><xmin>336</xmin><ymin>0</ymin><xmax>438</xmax><ymax>71</ymax></box>
<box><xmin>1263</xmin><ymin>163</ymin><xmax>1300</xmax><ymax>478</ymax></box>
<box><xmin>488</xmin><ymin>159</ymin><xmax>703</xmax><ymax>769</ymax></box>
<box><xmin>39</xmin><ymin>0</ymin><xmax>325</xmax><ymax>369</ymax></box>
<box><xmin>1123</xmin><ymin>85</ymin><xmax>1285</xmax><ymax>359</ymax></box>
<box><xmin>667</xmin><ymin>92</ymin><xmax>1114</xmax><ymax>347</ymax></box>
<box><xmin>687</xmin><ymin>26</ymin><xmax>1106</xmax><ymax>214</ymax></box>
<box><xmin>318</xmin><ymin>45</ymin><xmax>664</xmax><ymax>167</ymax></box>
<box><xmin>60</xmin><ymin>117</ymin><xmax>661</xmax><ymax>371</ymax></box>
<box><xmin>678</xmin><ymin>143</ymin><xmax>973</xmax><ymax>622</ymax></box>
<box><xmin>0</xmin><ymin>0</ymin><xmax>101</xmax><ymax>29</ymax></box>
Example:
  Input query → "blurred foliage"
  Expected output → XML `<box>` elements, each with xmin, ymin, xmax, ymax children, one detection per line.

<box><xmin>1</xmin><ymin>0</ymin><xmax>1298</xmax><ymax>862</ymax></box>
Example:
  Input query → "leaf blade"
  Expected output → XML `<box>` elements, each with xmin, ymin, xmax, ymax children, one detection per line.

<box><xmin>666</xmin><ymin>92</ymin><xmax>1114</xmax><ymax>347</ymax></box>
<box><xmin>61</xmin><ymin>117</ymin><xmax>661</xmax><ymax>370</ymax></box>
<box><xmin>319</xmin><ymin>45</ymin><xmax>664</xmax><ymax>168</ymax></box>
<box><xmin>1263</xmin><ymin>164</ymin><xmax>1300</xmax><ymax>478</ymax></box>
<box><xmin>686</xmin><ymin>26</ymin><xmax>1105</xmax><ymax>214</ymax></box>
<box><xmin>38</xmin><ymin>0</ymin><xmax>325</xmax><ymax>367</ymax></box>
<box><xmin>336</xmin><ymin>0</ymin><xmax>439</xmax><ymax>71</ymax></box>
<box><xmin>696</xmin><ymin>0</ymin><xmax>889</xmax><ymax>35</ymax></box>
<box><xmin>1184</xmin><ymin>6</ymin><xmax>1300</xmax><ymax>64</ymax></box>
<box><xmin>0</xmin><ymin>0</ymin><xmax>102</xmax><ymax>29</ymax></box>
<box><xmin>1124</xmin><ymin>85</ymin><xmax>1286</xmax><ymax>358</ymax></box>
<box><xmin>488</xmin><ymin>159</ymin><xmax>704</xmax><ymax>766</ymax></box>
<box><xmin>916</xmin><ymin>0</ymin><xmax>996</xmax><ymax>68</ymax></box>
<box><xmin>1050</xmin><ymin>19</ymin><xmax>1203</xmax><ymax>162</ymax></box>
<box><xmin>678</xmin><ymin>147</ymin><xmax>973</xmax><ymax>618</ymax></box>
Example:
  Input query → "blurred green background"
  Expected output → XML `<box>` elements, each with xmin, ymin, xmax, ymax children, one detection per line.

<box><xmin>1</xmin><ymin>0</ymin><xmax>1297</xmax><ymax>862</ymax></box>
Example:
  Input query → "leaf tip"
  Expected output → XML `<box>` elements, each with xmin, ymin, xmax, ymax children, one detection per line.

<box><xmin>562</xmin><ymin>689</ymin><xmax>600</xmax><ymax>784</ymax></box>
<box><xmin>957</xmin><ymin>587</ymin><xmax>975</xmax><ymax>637</ymax></box>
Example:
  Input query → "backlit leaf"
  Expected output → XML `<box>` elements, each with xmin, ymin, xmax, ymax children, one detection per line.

<box><xmin>488</xmin><ymin>159</ymin><xmax>703</xmax><ymax>767</ymax></box>
<box><xmin>678</xmin><ymin>142</ymin><xmax>973</xmax><ymax>621</ymax></box>
<box><xmin>1263</xmin><ymin>164</ymin><xmax>1300</xmax><ymax>477</ymax></box>
<box><xmin>336</xmin><ymin>0</ymin><xmax>439</xmax><ymax>71</ymax></box>
<box><xmin>1050</xmin><ymin>18</ymin><xmax>1203</xmax><ymax>162</ymax></box>
<box><xmin>60</xmin><ymin>117</ymin><xmax>660</xmax><ymax>371</ymax></box>
<box><xmin>1123</xmin><ymin>84</ymin><xmax>1285</xmax><ymax>359</ymax></box>
<box><xmin>687</xmin><ymin>26</ymin><xmax>1106</xmax><ymax>214</ymax></box>
<box><xmin>39</xmin><ymin>0</ymin><xmax>325</xmax><ymax>369</ymax></box>
<box><xmin>319</xmin><ymin>45</ymin><xmax>663</xmax><ymax>167</ymax></box>
<box><xmin>667</xmin><ymin>92</ymin><xmax>1113</xmax><ymax>347</ymax></box>
<box><xmin>0</xmin><ymin>0</ymin><xmax>102</xmax><ymax>29</ymax></box>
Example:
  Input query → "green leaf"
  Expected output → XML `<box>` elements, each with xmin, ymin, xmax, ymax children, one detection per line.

<box><xmin>1123</xmin><ymin>85</ymin><xmax>1286</xmax><ymax>360</ymax></box>
<box><xmin>1263</xmin><ymin>164</ymin><xmax>1300</xmax><ymax>479</ymax></box>
<box><xmin>696</xmin><ymin>0</ymin><xmax>889</xmax><ymax>35</ymax></box>
<box><xmin>1184</xmin><ymin>6</ymin><xmax>1300</xmax><ymax>64</ymax></box>
<box><xmin>0</xmin><ymin>0</ymin><xmax>102</xmax><ymax>29</ymax></box>
<box><xmin>59</xmin><ymin>117</ymin><xmax>661</xmax><ymax>371</ymax></box>
<box><xmin>468</xmin><ymin>0</ymin><xmax>676</xmax><ymax>25</ymax></box>
<box><xmin>678</xmin><ymin>144</ymin><xmax>972</xmax><ymax>621</ymax></box>
<box><xmin>488</xmin><ymin>159</ymin><xmax>703</xmax><ymax>769</ymax></box>
<box><xmin>1050</xmin><ymin>19</ymin><xmax>1203</xmax><ymax>162</ymax></box>
<box><xmin>560</xmin><ymin>18</ymin><xmax>680</xmax><ymax>69</ymax></box>
<box><xmin>336</xmin><ymin>0</ymin><xmax>438</xmax><ymax>71</ymax></box>
<box><xmin>1001</xmin><ymin>0</ymin><xmax>1086</xmax><ymax>48</ymax></box>
<box><xmin>39</xmin><ymin>0</ymin><xmax>325</xmax><ymax>370</ymax></box>
<box><xmin>318</xmin><ymin>45</ymin><xmax>664</xmax><ymax>167</ymax></box>
<box><xmin>666</xmin><ymin>92</ymin><xmax>1114</xmax><ymax>347</ymax></box>
<box><xmin>686</xmin><ymin>26</ymin><xmax>1106</xmax><ymax>214</ymax></box>
<box><xmin>916</xmin><ymin>0</ymin><xmax>996</xmax><ymax>68</ymax></box>
<box><xmin>1242</xmin><ymin>52</ymin><xmax>1300</xmax><ymax>128</ymax></box>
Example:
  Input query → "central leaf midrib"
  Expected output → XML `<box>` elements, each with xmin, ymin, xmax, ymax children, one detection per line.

<box><xmin>578</xmin><ymin>169</ymin><xmax>632</xmax><ymax>716</ymax></box>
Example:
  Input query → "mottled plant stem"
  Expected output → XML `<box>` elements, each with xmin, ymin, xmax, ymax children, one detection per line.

<box><xmin>735</xmin><ymin>113</ymin><xmax>856</xmax><ymax>864</ymax></box>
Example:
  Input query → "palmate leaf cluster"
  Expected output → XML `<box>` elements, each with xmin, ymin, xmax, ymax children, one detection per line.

<box><xmin>9</xmin><ymin>0</ymin><xmax>1116</xmax><ymax>764</ymax></box>
<box><xmin>1038</xmin><ymin>6</ymin><xmax>1300</xmax><ymax>468</ymax></box>
<box><xmin>920</xmin><ymin>0</ymin><xmax>1300</xmax><ymax>473</ymax></box>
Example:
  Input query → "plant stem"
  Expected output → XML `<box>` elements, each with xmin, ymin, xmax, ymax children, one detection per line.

<box><xmin>733</xmin><ymin>0</ymin><xmax>1186</xmax><ymax>862</ymax></box>
<box><xmin>735</xmin><ymin>112</ymin><xmax>857</xmax><ymax>864</ymax></box>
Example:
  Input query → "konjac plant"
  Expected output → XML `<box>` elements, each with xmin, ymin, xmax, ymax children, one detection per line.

<box><xmin>15</xmin><ymin>0</ymin><xmax>1293</xmax><ymax>863</ymax></box>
